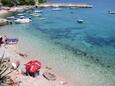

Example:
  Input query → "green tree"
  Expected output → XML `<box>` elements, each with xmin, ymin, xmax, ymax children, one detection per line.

<box><xmin>1</xmin><ymin>0</ymin><xmax>14</xmax><ymax>7</ymax></box>
<box><xmin>1</xmin><ymin>0</ymin><xmax>19</xmax><ymax>6</ymax></box>
<box><xmin>39</xmin><ymin>0</ymin><xmax>47</xmax><ymax>3</ymax></box>
<box><xmin>19</xmin><ymin>0</ymin><xmax>35</xmax><ymax>5</ymax></box>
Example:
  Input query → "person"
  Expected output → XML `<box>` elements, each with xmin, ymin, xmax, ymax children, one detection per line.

<box><xmin>4</xmin><ymin>35</ymin><xmax>8</xmax><ymax>44</ymax></box>
<box><xmin>0</xmin><ymin>36</ymin><xmax>3</xmax><ymax>46</ymax></box>
<box><xmin>1</xmin><ymin>35</ymin><xmax>8</xmax><ymax>46</ymax></box>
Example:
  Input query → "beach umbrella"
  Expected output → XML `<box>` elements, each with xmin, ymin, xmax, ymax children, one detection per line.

<box><xmin>25</xmin><ymin>60</ymin><xmax>41</xmax><ymax>73</ymax></box>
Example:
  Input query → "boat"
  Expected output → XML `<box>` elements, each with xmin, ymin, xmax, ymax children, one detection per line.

<box><xmin>30</xmin><ymin>13</ymin><xmax>42</xmax><ymax>17</ymax></box>
<box><xmin>0</xmin><ymin>18</ymin><xmax>11</xmax><ymax>26</ymax></box>
<box><xmin>19</xmin><ymin>16</ymin><xmax>25</xmax><ymax>18</ymax></box>
<box><xmin>39</xmin><ymin>18</ymin><xmax>46</xmax><ymax>20</ymax></box>
<box><xmin>34</xmin><ymin>10</ymin><xmax>42</xmax><ymax>13</ymax></box>
<box><xmin>7</xmin><ymin>16</ymin><xmax>15</xmax><ymax>19</ymax></box>
<box><xmin>77</xmin><ymin>19</ymin><xmax>84</xmax><ymax>23</ymax></box>
<box><xmin>14</xmin><ymin>18</ymin><xmax>32</xmax><ymax>24</ymax></box>
<box><xmin>17</xmin><ymin>13</ymin><xmax>24</xmax><ymax>16</ymax></box>
<box><xmin>52</xmin><ymin>7</ymin><xmax>61</xmax><ymax>11</ymax></box>
<box><xmin>108</xmin><ymin>11</ymin><xmax>115</xmax><ymax>14</ymax></box>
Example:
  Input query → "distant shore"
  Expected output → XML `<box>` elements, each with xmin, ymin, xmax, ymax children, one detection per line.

<box><xmin>37</xmin><ymin>2</ymin><xmax>93</xmax><ymax>8</ymax></box>
<box><xmin>0</xmin><ymin>2</ymin><xmax>93</xmax><ymax>18</ymax></box>
<box><xmin>0</xmin><ymin>6</ymin><xmax>34</xmax><ymax>18</ymax></box>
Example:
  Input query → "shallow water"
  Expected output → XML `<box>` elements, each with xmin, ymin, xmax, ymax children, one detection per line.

<box><xmin>0</xmin><ymin>3</ymin><xmax>115</xmax><ymax>86</ymax></box>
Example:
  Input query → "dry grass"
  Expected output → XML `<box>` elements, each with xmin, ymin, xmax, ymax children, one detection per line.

<box><xmin>0</xmin><ymin>52</ymin><xmax>19</xmax><ymax>86</ymax></box>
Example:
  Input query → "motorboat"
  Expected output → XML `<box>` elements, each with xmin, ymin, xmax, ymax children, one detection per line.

<box><xmin>7</xmin><ymin>16</ymin><xmax>15</xmax><ymax>19</ymax></box>
<box><xmin>39</xmin><ymin>18</ymin><xmax>46</xmax><ymax>20</ymax></box>
<box><xmin>14</xmin><ymin>18</ymin><xmax>32</xmax><ymax>24</ymax></box>
<box><xmin>0</xmin><ymin>18</ymin><xmax>9</xmax><ymax>26</ymax></box>
<box><xmin>52</xmin><ymin>7</ymin><xmax>61</xmax><ymax>11</ymax></box>
<box><xmin>19</xmin><ymin>16</ymin><xmax>25</xmax><ymax>18</ymax></box>
<box><xmin>34</xmin><ymin>10</ymin><xmax>42</xmax><ymax>13</ymax></box>
<box><xmin>30</xmin><ymin>13</ymin><xmax>42</xmax><ymax>17</ymax></box>
<box><xmin>108</xmin><ymin>10</ymin><xmax>115</xmax><ymax>14</ymax></box>
<box><xmin>77</xmin><ymin>19</ymin><xmax>84</xmax><ymax>23</ymax></box>
<box><xmin>17</xmin><ymin>13</ymin><xmax>24</xmax><ymax>16</ymax></box>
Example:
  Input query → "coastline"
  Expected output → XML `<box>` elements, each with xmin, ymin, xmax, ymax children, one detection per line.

<box><xmin>1</xmin><ymin>44</ymin><xmax>68</xmax><ymax>86</ymax></box>
<box><xmin>37</xmin><ymin>3</ymin><xmax>93</xmax><ymax>8</ymax></box>
<box><xmin>0</xmin><ymin>6</ymin><xmax>34</xmax><ymax>18</ymax></box>
<box><xmin>0</xmin><ymin>21</ymin><xmax>115</xmax><ymax>86</ymax></box>
<box><xmin>0</xmin><ymin>3</ymin><xmax>115</xmax><ymax>86</ymax></box>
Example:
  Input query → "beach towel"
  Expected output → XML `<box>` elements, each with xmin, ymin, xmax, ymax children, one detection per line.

<box><xmin>5</xmin><ymin>38</ymin><xmax>18</xmax><ymax>44</ymax></box>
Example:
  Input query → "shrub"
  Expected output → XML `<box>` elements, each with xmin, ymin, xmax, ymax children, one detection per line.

<box><xmin>1</xmin><ymin>0</ymin><xmax>14</xmax><ymax>7</ymax></box>
<box><xmin>19</xmin><ymin>0</ymin><xmax>35</xmax><ymax>5</ymax></box>
<box><xmin>0</xmin><ymin>52</ymin><xmax>16</xmax><ymax>86</ymax></box>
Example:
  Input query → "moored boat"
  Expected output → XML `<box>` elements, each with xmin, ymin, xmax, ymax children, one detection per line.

<box><xmin>17</xmin><ymin>13</ymin><xmax>24</xmax><ymax>16</ymax></box>
<box><xmin>14</xmin><ymin>18</ymin><xmax>32</xmax><ymax>24</ymax></box>
<box><xmin>52</xmin><ymin>7</ymin><xmax>62</xmax><ymax>11</ymax></box>
<box><xmin>34</xmin><ymin>10</ymin><xmax>42</xmax><ymax>13</ymax></box>
<box><xmin>77</xmin><ymin>19</ymin><xmax>84</xmax><ymax>23</ymax></box>
<box><xmin>7</xmin><ymin>16</ymin><xmax>15</xmax><ymax>19</ymax></box>
<box><xmin>108</xmin><ymin>10</ymin><xmax>115</xmax><ymax>14</ymax></box>
<box><xmin>30</xmin><ymin>13</ymin><xmax>42</xmax><ymax>17</ymax></box>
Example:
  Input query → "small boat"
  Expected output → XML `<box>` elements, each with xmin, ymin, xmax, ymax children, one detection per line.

<box><xmin>39</xmin><ymin>18</ymin><xmax>46</xmax><ymax>20</ymax></box>
<box><xmin>17</xmin><ymin>13</ymin><xmax>24</xmax><ymax>16</ymax></box>
<box><xmin>108</xmin><ymin>11</ymin><xmax>115</xmax><ymax>14</ymax></box>
<box><xmin>34</xmin><ymin>10</ymin><xmax>42</xmax><ymax>13</ymax></box>
<box><xmin>30</xmin><ymin>13</ymin><xmax>42</xmax><ymax>17</ymax></box>
<box><xmin>14</xmin><ymin>18</ymin><xmax>32</xmax><ymax>24</ymax></box>
<box><xmin>7</xmin><ymin>16</ymin><xmax>15</xmax><ymax>19</ymax></box>
<box><xmin>77</xmin><ymin>19</ymin><xmax>84</xmax><ymax>23</ymax></box>
<box><xmin>52</xmin><ymin>7</ymin><xmax>61</xmax><ymax>11</ymax></box>
<box><xmin>19</xmin><ymin>16</ymin><xmax>25</xmax><ymax>18</ymax></box>
<box><xmin>0</xmin><ymin>18</ymin><xmax>10</xmax><ymax>26</ymax></box>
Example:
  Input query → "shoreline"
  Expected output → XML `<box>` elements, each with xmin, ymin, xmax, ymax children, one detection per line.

<box><xmin>0</xmin><ymin>2</ymin><xmax>93</xmax><ymax>18</ymax></box>
<box><xmin>0</xmin><ymin>25</ymin><xmax>115</xmax><ymax>86</ymax></box>
<box><xmin>1</xmin><ymin>44</ymin><xmax>69</xmax><ymax>86</ymax></box>
<box><xmin>0</xmin><ymin>6</ymin><xmax>34</xmax><ymax>18</ymax></box>
<box><xmin>37</xmin><ymin>3</ymin><xmax>93</xmax><ymax>8</ymax></box>
<box><xmin>0</xmin><ymin>4</ymin><xmax>115</xmax><ymax>86</ymax></box>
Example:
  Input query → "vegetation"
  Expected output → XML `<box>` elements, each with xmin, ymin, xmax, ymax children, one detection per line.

<box><xmin>1</xmin><ymin>0</ymin><xmax>47</xmax><ymax>6</ymax></box>
<box><xmin>37</xmin><ymin>0</ymin><xmax>47</xmax><ymax>3</ymax></box>
<box><xmin>1</xmin><ymin>0</ymin><xmax>15</xmax><ymax>7</ymax></box>
<box><xmin>0</xmin><ymin>52</ymin><xmax>18</xmax><ymax>86</ymax></box>
<box><xmin>18</xmin><ymin>0</ymin><xmax>35</xmax><ymax>5</ymax></box>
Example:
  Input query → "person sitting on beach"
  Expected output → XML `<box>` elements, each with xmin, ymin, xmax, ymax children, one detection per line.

<box><xmin>0</xmin><ymin>35</ymin><xmax>8</xmax><ymax>46</ymax></box>
<box><xmin>0</xmin><ymin>36</ymin><xmax>3</xmax><ymax>46</ymax></box>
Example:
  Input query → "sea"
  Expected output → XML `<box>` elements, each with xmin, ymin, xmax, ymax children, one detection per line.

<box><xmin>0</xmin><ymin>0</ymin><xmax>115</xmax><ymax>86</ymax></box>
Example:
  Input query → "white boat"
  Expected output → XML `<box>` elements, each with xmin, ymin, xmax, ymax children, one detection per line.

<box><xmin>30</xmin><ymin>13</ymin><xmax>42</xmax><ymax>17</ymax></box>
<box><xmin>34</xmin><ymin>10</ymin><xmax>42</xmax><ymax>13</ymax></box>
<box><xmin>108</xmin><ymin>11</ymin><xmax>115</xmax><ymax>14</ymax></box>
<box><xmin>14</xmin><ymin>18</ymin><xmax>32</xmax><ymax>24</ymax></box>
<box><xmin>77</xmin><ymin>19</ymin><xmax>84</xmax><ymax>23</ymax></box>
<box><xmin>39</xmin><ymin>18</ymin><xmax>46</xmax><ymax>20</ymax></box>
<box><xmin>17</xmin><ymin>13</ymin><xmax>24</xmax><ymax>16</ymax></box>
<box><xmin>52</xmin><ymin>7</ymin><xmax>61</xmax><ymax>11</ymax></box>
<box><xmin>7</xmin><ymin>16</ymin><xmax>15</xmax><ymax>19</ymax></box>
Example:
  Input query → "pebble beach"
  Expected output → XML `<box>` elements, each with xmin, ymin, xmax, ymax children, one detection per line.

<box><xmin>0</xmin><ymin>1</ymin><xmax>115</xmax><ymax>86</ymax></box>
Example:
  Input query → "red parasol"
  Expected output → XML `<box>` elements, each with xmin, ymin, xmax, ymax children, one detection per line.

<box><xmin>25</xmin><ymin>60</ymin><xmax>41</xmax><ymax>73</ymax></box>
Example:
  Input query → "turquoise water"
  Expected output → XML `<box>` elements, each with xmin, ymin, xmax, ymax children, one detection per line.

<box><xmin>0</xmin><ymin>2</ymin><xmax>115</xmax><ymax>85</ymax></box>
